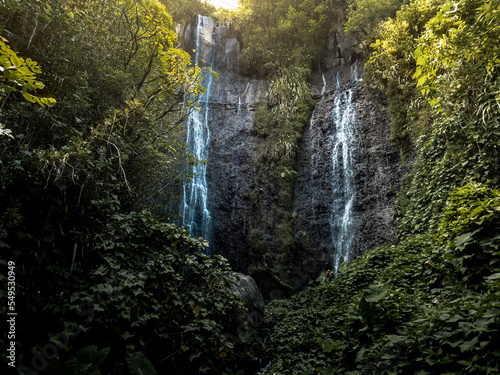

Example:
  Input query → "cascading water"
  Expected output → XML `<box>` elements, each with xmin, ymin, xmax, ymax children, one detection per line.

<box><xmin>309</xmin><ymin>72</ymin><xmax>327</xmax><ymax>130</ymax></box>
<box><xmin>182</xmin><ymin>15</ymin><xmax>215</xmax><ymax>244</ymax></box>
<box><xmin>330</xmin><ymin>64</ymin><xmax>358</xmax><ymax>274</ymax></box>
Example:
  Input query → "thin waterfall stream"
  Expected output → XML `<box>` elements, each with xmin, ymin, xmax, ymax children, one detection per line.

<box><xmin>330</xmin><ymin>64</ymin><xmax>359</xmax><ymax>274</ymax></box>
<box><xmin>309</xmin><ymin>72</ymin><xmax>326</xmax><ymax>130</ymax></box>
<box><xmin>182</xmin><ymin>15</ymin><xmax>214</xmax><ymax>243</ymax></box>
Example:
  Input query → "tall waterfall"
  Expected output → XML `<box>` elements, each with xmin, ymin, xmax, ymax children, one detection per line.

<box><xmin>182</xmin><ymin>15</ymin><xmax>215</xmax><ymax>242</ymax></box>
<box><xmin>330</xmin><ymin>65</ymin><xmax>358</xmax><ymax>274</ymax></box>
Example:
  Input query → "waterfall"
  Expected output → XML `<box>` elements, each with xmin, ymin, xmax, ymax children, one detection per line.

<box><xmin>320</xmin><ymin>72</ymin><xmax>327</xmax><ymax>97</ymax></box>
<box><xmin>309</xmin><ymin>72</ymin><xmax>326</xmax><ymax>130</ymax></box>
<box><xmin>330</xmin><ymin>65</ymin><xmax>358</xmax><ymax>274</ymax></box>
<box><xmin>182</xmin><ymin>15</ymin><xmax>215</xmax><ymax>243</ymax></box>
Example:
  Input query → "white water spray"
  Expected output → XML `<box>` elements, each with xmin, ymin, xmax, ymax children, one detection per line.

<box><xmin>182</xmin><ymin>15</ymin><xmax>215</xmax><ymax>243</ymax></box>
<box><xmin>330</xmin><ymin>65</ymin><xmax>359</xmax><ymax>274</ymax></box>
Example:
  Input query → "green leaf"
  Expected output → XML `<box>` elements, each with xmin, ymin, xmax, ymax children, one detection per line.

<box><xmin>320</xmin><ymin>366</ymin><xmax>335</xmax><ymax>375</ymax></box>
<box><xmin>65</xmin><ymin>346</ymin><xmax>110</xmax><ymax>375</ymax></box>
<box><xmin>414</xmin><ymin>46</ymin><xmax>422</xmax><ymax>59</ymax></box>
<box><xmin>322</xmin><ymin>338</ymin><xmax>340</xmax><ymax>352</ymax></box>
<box><xmin>127</xmin><ymin>352</ymin><xmax>158</xmax><ymax>375</ymax></box>
<box><xmin>365</xmin><ymin>284</ymin><xmax>389</xmax><ymax>303</ymax></box>
<box><xmin>41</xmin><ymin>97</ymin><xmax>56</xmax><ymax>106</ymax></box>
<box><xmin>454</xmin><ymin>232</ymin><xmax>475</xmax><ymax>249</ymax></box>
<box><xmin>413</xmin><ymin>66</ymin><xmax>423</xmax><ymax>79</ymax></box>
<box><xmin>429</xmin><ymin>97</ymin><xmax>439</xmax><ymax>107</ymax></box>
<box><xmin>485</xmin><ymin>273</ymin><xmax>500</xmax><ymax>280</ymax></box>
<box><xmin>416</xmin><ymin>55</ymin><xmax>426</xmax><ymax>66</ymax></box>
<box><xmin>193</xmin><ymin>305</ymin><xmax>201</xmax><ymax>317</ymax></box>
<box><xmin>482</xmin><ymin>308</ymin><xmax>500</xmax><ymax>318</ymax></box>
<box><xmin>22</xmin><ymin>91</ymin><xmax>36</xmax><ymax>103</ymax></box>
<box><xmin>417</xmin><ymin>75</ymin><xmax>427</xmax><ymax>87</ymax></box>
<box><xmin>460</xmin><ymin>338</ymin><xmax>478</xmax><ymax>353</ymax></box>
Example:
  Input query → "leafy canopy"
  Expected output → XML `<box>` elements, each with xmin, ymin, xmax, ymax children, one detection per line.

<box><xmin>0</xmin><ymin>38</ymin><xmax>55</xmax><ymax>107</ymax></box>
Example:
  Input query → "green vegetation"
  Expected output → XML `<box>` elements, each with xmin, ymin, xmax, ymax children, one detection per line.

<box><xmin>363</xmin><ymin>0</ymin><xmax>444</xmax><ymax>153</ymax></box>
<box><xmin>345</xmin><ymin>0</ymin><xmax>405</xmax><ymax>47</ymax></box>
<box><xmin>264</xmin><ymin>184</ymin><xmax>500</xmax><ymax>374</ymax></box>
<box><xmin>263</xmin><ymin>0</ymin><xmax>500</xmax><ymax>373</ymax></box>
<box><xmin>248</xmin><ymin>77</ymin><xmax>314</xmax><ymax>286</ymax></box>
<box><xmin>14</xmin><ymin>214</ymin><xmax>245</xmax><ymax>374</ymax></box>
<box><xmin>0</xmin><ymin>1</ymin><xmax>253</xmax><ymax>373</ymax></box>
<box><xmin>160</xmin><ymin>0</ymin><xmax>216</xmax><ymax>23</ymax></box>
<box><xmin>236</xmin><ymin>0</ymin><xmax>339</xmax><ymax>76</ymax></box>
<box><xmin>1</xmin><ymin>38</ymin><xmax>56</xmax><ymax>108</ymax></box>
<box><xmin>2</xmin><ymin>0</ymin><xmax>500</xmax><ymax>373</ymax></box>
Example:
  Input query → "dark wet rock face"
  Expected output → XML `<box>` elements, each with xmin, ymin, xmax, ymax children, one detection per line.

<box><xmin>350</xmin><ymin>84</ymin><xmax>401</xmax><ymax>255</ymax></box>
<box><xmin>293</xmin><ymin>67</ymin><xmax>401</xmax><ymax>285</ymax></box>
<box><xmin>180</xmin><ymin>15</ymin><xmax>268</xmax><ymax>267</ymax></box>
<box><xmin>180</xmin><ymin>18</ymin><xmax>401</xmax><ymax>296</ymax></box>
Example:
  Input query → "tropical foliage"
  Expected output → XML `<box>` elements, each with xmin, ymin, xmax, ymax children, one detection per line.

<box><xmin>0</xmin><ymin>1</ymin><xmax>252</xmax><ymax>373</ymax></box>
<box><xmin>264</xmin><ymin>183</ymin><xmax>500</xmax><ymax>374</ymax></box>
<box><xmin>262</xmin><ymin>0</ymin><xmax>500</xmax><ymax>373</ymax></box>
<box><xmin>160</xmin><ymin>0</ymin><xmax>216</xmax><ymax>23</ymax></box>
<box><xmin>236</xmin><ymin>0</ymin><xmax>337</xmax><ymax>76</ymax></box>
<box><xmin>0</xmin><ymin>38</ymin><xmax>56</xmax><ymax>108</ymax></box>
<box><xmin>345</xmin><ymin>0</ymin><xmax>404</xmax><ymax>47</ymax></box>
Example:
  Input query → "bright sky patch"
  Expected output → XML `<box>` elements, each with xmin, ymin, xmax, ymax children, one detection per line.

<box><xmin>206</xmin><ymin>0</ymin><xmax>239</xmax><ymax>10</ymax></box>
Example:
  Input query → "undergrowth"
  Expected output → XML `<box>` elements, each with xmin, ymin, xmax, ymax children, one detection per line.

<box><xmin>263</xmin><ymin>182</ymin><xmax>500</xmax><ymax>374</ymax></box>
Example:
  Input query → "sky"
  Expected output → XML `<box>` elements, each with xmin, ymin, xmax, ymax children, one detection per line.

<box><xmin>206</xmin><ymin>0</ymin><xmax>240</xmax><ymax>9</ymax></box>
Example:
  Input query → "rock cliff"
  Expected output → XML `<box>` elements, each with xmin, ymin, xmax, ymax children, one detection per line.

<box><xmin>293</xmin><ymin>65</ymin><xmax>401</xmax><ymax>288</ymax></box>
<box><xmin>180</xmin><ymin>16</ymin><xmax>401</xmax><ymax>297</ymax></box>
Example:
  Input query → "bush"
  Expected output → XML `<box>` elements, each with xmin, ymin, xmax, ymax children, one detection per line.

<box><xmin>1</xmin><ymin>210</ymin><xmax>249</xmax><ymax>374</ymax></box>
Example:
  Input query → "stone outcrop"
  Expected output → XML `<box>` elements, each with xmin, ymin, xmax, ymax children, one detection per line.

<box><xmin>231</xmin><ymin>273</ymin><xmax>265</xmax><ymax>327</ymax></box>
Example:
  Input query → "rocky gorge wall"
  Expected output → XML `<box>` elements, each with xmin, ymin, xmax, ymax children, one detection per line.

<box><xmin>180</xmin><ymin>15</ymin><xmax>269</xmax><ymax>267</ymax></box>
<box><xmin>293</xmin><ymin>64</ymin><xmax>401</xmax><ymax>288</ymax></box>
<box><xmin>180</xmin><ymin>17</ymin><xmax>401</xmax><ymax>297</ymax></box>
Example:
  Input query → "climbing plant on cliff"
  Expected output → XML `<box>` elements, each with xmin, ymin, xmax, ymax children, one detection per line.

<box><xmin>345</xmin><ymin>0</ymin><xmax>405</xmax><ymax>47</ymax></box>
<box><xmin>250</xmin><ymin>67</ymin><xmax>314</xmax><ymax>283</ymax></box>
<box><xmin>362</xmin><ymin>0</ymin><xmax>500</xmax><ymax>237</ymax></box>
<box><xmin>397</xmin><ymin>0</ymin><xmax>500</xmax><ymax>238</ymax></box>
<box><xmin>363</xmin><ymin>0</ymin><xmax>444</xmax><ymax>153</ymax></box>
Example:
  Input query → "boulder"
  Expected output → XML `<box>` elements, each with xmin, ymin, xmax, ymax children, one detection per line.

<box><xmin>231</xmin><ymin>273</ymin><xmax>264</xmax><ymax>328</ymax></box>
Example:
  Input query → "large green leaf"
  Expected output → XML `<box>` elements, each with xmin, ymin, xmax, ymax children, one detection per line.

<box><xmin>127</xmin><ymin>352</ymin><xmax>158</xmax><ymax>375</ymax></box>
<box><xmin>63</xmin><ymin>346</ymin><xmax>110</xmax><ymax>375</ymax></box>
<box><xmin>364</xmin><ymin>284</ymin><xmax>389</xmax><ymax>303</ymax></box>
